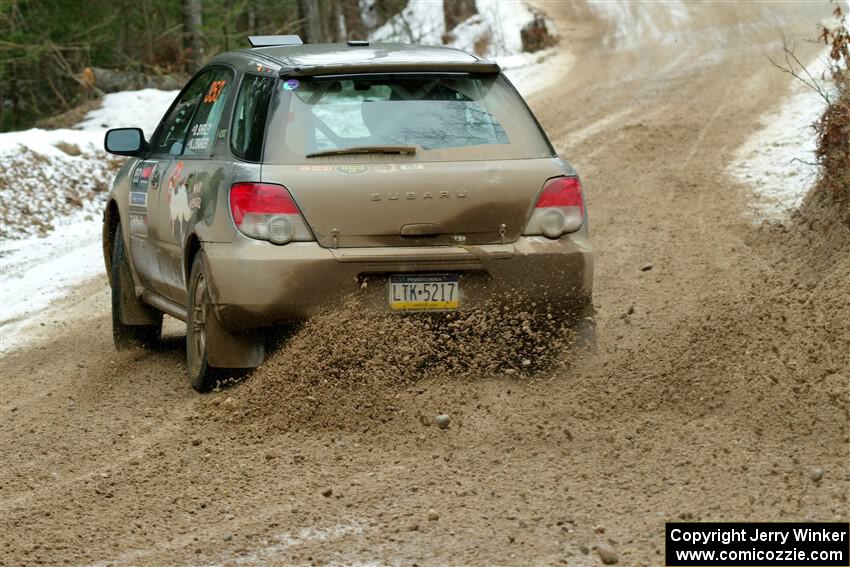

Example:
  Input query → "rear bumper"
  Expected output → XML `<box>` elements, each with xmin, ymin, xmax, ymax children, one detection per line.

<box><xmin>203</xmin><ymin>235</ymin><xmax>593</xmax><ymax>330</ymax></box>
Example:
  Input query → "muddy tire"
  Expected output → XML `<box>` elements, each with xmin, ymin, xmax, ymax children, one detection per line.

<box><xmin>186</xmin><ymin>254</ymin><xmax>218</xmax><ymax>392</ymax></box>
<box><xmin>111</xmin><ymin>225</ymin><xmax>162</xmax><ymax>349</ymax></box>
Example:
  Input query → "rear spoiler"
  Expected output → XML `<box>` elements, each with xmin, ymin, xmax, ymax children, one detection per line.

<box><xmin>278</xmin><ymin>60</ymin><xmax>500</xmax><ymax>78</ymax></box>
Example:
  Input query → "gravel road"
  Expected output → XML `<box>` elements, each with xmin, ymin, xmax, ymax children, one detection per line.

<box><xmin>1</xmin><ymin>2</ymin><xmax>847</xmax><ymax>566</ymax></box>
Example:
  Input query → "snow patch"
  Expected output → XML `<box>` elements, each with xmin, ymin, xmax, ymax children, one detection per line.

<box><xmin>232</xmin><ymin>524</ymin><xmax>364</xmax><ymax>565</ymax></box>
<box><xmin>0</xmin><ymin>131</ymin><xmax>119</xmax><ymax>241</ymax></box>
<box><xmin>0</xmin><ymin>128</ymin><xmax>103</xmax><ymax>159</ymax></box>
<box><xmin>76</xmin><ymin>88</ymin><xmax>179</xmax><ymax>137</ymax></box>
<box><xmin>728</xmin><ymin>3</ymin><xmax>848</xmax><ymax>221</ymax></box>
<box><xmin>728</xmin><ymin>52</ymin><xmax>831</xmax><ymax>221</ymax></box>
<box><xmin>368</xmin><ymin>0</ymin><xmax>564</xmax><ymax>96</ymax></box>
<box><xmin>369</xmin><ymin>0</ymin><xmax>446</xmax><ymax>45</ymax></box>
<box><xmin>499</xmin><ymin>48</ymin><xmax>573</xmax><ymax>98</ymax></box>
<box><xmin>0</xmin><ymin>89</ymin><xmax>176</xmax><ymax>352</ymax></box>
<box><xmin>0</xmin><ymin>217</ymin><xmax>103</xmax><ymax>353</ymax></box>
<box><xmin>449</xmin><ymin>0</ymin><xmax>546</xmax><ymax>57</ymax></box>
<box><xmin>0</xmin><ymin>89</ymin><xmax>177</xmax><ymax>239</ymax></box>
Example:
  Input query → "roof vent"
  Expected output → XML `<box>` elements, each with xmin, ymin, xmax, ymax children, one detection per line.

<box><xmin>248</xmin><ymin>35</ymin><xmax>303</xmax><ymax>48</ymax></box>
<box><xmin>347</xmin><ymin>40</ymin><xmax>369</xmax><ymax>47</ymax></box>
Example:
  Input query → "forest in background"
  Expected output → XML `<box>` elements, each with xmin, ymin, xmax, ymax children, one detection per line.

<box><xmin>0</xmin><ymin>0</ymin><xmax>430</xmax><ymax>131</ymax></box>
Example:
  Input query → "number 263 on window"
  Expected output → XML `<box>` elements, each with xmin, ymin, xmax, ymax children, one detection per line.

<box><xmin>204</xmin><ymin>80</ymin><xmax>226</xmax><ymax>104</ymax></box>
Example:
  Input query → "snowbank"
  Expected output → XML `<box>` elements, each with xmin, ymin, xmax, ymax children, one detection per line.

<box><xmin>448</xmin><ymin>0</ymin><xmax>549</xmax><ymax>57</ymax></box>
<box><xmin>0</xmin><ymin>129</ymin><xmax>119</xmax><ymax>240</ymax></box>
<box><xmin>0</xmin><ymin>89</ymin><xmax>174</xmax><ymax>167</ymax></box>
<box><xmin>0</xmin><ymin>89</ymin><xmax>177</xmax><ymax>240</ymax></box>
<box><xmin>370</xmin><ymin>0</ymin><xmax>446</xmax><ymax>45</ymax></box>
<box><xmin>0</xmin><ymin>89</ymin><xmax>176</xmax><ymax>352</ymax></box>
<box><xmin>0</xmin><ymin>219</ymin><xmax>103</xmax><ymax>352</ymax></box>
<box><xmin>727</xmin><ymin>54</ymin><xmax>829</xmax><ymax>221</ymax></box>
<box><xmin>0</xmin><ymin>128</ymin><xmax>103</xmax><ymax>158</ymax></box>
<box><xmin>75</xmin><ymin>88</ymin><xmax>178</xmax><ymax>135</ymax></box>
<box><xmin>728</xmin><ymin>3</ymin><xmax>849</xmax><ymax>221</ymax></box>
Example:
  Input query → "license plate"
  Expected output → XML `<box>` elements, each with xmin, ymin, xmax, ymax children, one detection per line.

<box><xmin>388</xmin><ymin>275</ymin><xmax>459</xmax><ymax>311</ymax></box>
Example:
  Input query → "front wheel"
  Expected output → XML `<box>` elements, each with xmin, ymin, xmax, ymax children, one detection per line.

<box><xmin>111</xmin><ymin>225</ymin><xmax>162</xmax><ymax>349</ymax></box>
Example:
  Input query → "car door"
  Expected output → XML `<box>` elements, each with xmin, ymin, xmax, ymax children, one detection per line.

<box><xmin>153</xmin><ymin>66</ymin><xmax>235</xmax><ymax>304</ymax></box>
<box><xmin>139</xmin><ymin>69</ymin><xmax>217</xmax><ymax>297</ymax></box>
<box><xmin>126</xmin><ymin>156</ymin><xmax>164</xmax><ymax>288</ymax></box>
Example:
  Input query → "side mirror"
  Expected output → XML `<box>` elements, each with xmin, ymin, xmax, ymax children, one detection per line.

<box><xmin>104</xmin><ymin>128</ymin><xmax>147</xmax><ymax>156</ymax></box>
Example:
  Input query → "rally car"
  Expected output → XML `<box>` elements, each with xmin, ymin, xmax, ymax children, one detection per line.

<box><xmin>102</xmin><ymin>36</ymin><xmax>594</xmax><ymax>391</ymax></box>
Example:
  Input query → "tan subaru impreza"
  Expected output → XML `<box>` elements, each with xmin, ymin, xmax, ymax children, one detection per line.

<box><xmin>102</xmin><ymin>37</ymin><xmax>594</xmax><ymax>391</ymax></box>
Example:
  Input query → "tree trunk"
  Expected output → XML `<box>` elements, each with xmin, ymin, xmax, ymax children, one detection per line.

<box><xmin>182</xmin><ymin>0</ymin><xmax>204</xmax><ymax>73</ymax></box>
<box><xmin>297</xmin><ymin>0</ymin><xmax>323</xmax><ymax>43</ymax></box>
<box><xmin>341</xmin><ymin>0</ymin><xmax>366</xmax><ymax>41</ymax></box>
<box><xmin>246</xmin><ymin>1</ymin><xmax>257</xmax><ymax>35</ymax></box>
<box><xmin>443</xmin><ymin>0</ymin><xmax>477</xmax><ymax>33</ymax></box>
<box><xmin>321</xmin><ymin>0</ymin><xmax>342</xmax><ymax>43</ymax></box>
<box><xmin>8</xmin><ymin>61</ymin><xmax>18</xmax><ymax>131</ymax></box>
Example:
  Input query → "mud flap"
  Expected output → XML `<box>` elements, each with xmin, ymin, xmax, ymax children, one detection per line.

<box><xmin>118</xmin><ymin>284</ymin><xmax>162</xmax><ymax>325</ymax></box>
<box><xmin>205</xmin><ymin>307</ymin><xmax>264</xmax><ymax>368</ymax></box>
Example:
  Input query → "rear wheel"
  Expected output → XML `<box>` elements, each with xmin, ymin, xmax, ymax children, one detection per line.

<box><xmin>187</xmin><ymin>254</ymin><xmax>217</xmax><ymax>392</ymax></box>
<box><xmin>111</xmin><ymin>225</ymin><xmax>162</xmax><ymax>349</ymax></box>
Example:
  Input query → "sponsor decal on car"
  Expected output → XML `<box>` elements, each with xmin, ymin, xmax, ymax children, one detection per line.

<box><xmin>299</xmin><ymin>165</ymin><xmax>335</xmax><ymax>172</ymax></box>
<box><xmin>203</xmin><ymin>80</ymin><xmax>227</xmax><ymax>104</ymax></box>
<box><xmin>335</xmin><ymin>164</ymin><xmax>369</xmax><ymax>174</ymax></box>
<box><xmin>129</xmin><ymin>161</ymin><xmax>158</xmax><ymax>236</ymax></box>
<box><xmin>187</xmin><ymin>123</ymin><xmax>212</xmax><ymax>151</ymax></box>
<box><xmin>170</xmin><ymin>184</ymin><xmax>193</xmax><ymax>232</ymax></box>
<box><xmin>167</xmin><ymin>161</ymin><xmax>184</xmax><ymax>191</ymax></box>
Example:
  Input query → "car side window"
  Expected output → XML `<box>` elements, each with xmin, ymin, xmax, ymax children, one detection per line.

<box><xmin>150</xmin><ymin>70</ymin><xmax>214</xmax><ymax>156</ymax></box>
<box><xmin>184</xmin><ymin>68</ymin><xmax>234</xmax><ymax>156</ymax></box>
<box><xmin>230</xmin><ymin>74</ymin><xmax>275</xmax><ymax>162</ymax></box>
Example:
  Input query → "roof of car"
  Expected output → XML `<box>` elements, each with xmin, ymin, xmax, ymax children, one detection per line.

<box><xmin>212</xmin><ymin>42</ymin><xmax>499</xmax><ymax>76</ymax></box>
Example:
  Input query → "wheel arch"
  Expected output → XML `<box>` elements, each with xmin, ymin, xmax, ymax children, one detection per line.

<box><xmin>184</xmin><ymin>232</ymin><xmax>202</xmax><ymax>288</ymax></box>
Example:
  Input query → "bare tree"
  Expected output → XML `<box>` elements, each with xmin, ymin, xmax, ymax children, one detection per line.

<box><xmin>246</xmin><ymin>1</ymin><xmax>257</xmax><ymax>35</ymax></box>
<box><xmin>322</xmin><ymin>0</ymin><xmax>343</xmax><ymax>42</ymax></box>
<box><xmin>297</xmin><ymin>0</ymin><xmax>324</xmax><ymax>43</ymax></box>
<box><xmin>341</xmin><ymin>0</ymin><xmax>366</xmax><ymax>40</ymax></box>
<box><xmin>182</xmin><ymin>0</ymin><xmax>204</xmax><ymax>72</ymax></box>
<box><xmin>443</xmin><ymin>0</ymin><xmax>476</xmax><ymax>33</ymax></box>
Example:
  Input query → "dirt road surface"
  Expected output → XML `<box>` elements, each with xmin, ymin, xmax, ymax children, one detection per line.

<box><xmin>2</xmin><ymin>3</ymin><xmax>848</xmax><ymax>566</ymax></box>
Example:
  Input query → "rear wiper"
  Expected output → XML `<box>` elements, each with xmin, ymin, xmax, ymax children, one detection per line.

<box><xmin>305</xmin><ymin>145</ymin><xmax>417</xmax><ymax>158</ymax></box>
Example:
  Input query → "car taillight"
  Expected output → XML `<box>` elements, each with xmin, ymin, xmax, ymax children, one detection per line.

<box><xmin>229</xmin><ymin>182</ymin><xmax>313</xmax><ymax>244</ymax></box>
<box><xmin>523</xmin><ymin>176</ymin><xmax>585</xmax><ymax>238</ymax></box>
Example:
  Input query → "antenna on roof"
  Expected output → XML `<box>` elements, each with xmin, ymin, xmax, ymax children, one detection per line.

<box><xmin>248</xmin><ymin>35</ymin><xmax>303</xmax><ymax>48</ymax></box>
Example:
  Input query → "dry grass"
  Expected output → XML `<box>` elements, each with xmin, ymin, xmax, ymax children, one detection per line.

<box><xmin>802</xmin><ymin>7</ymin><xmax>850</xmax><ymax>229</ymax></box>
<box><xmin>55</xmin><ymin>142</ymin><xmax>82</xmax><ymax>156</ymax></box>
<box><xmin>473</xmin><ymin>30</ymin><xmax>492</xmax><ymax>57</ymax></box>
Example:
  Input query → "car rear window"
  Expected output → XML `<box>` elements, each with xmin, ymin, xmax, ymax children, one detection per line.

<box><xmin>263</xmin><ymin>74</ymin><xmax>553</xmax><ymax>163</ymax></box>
